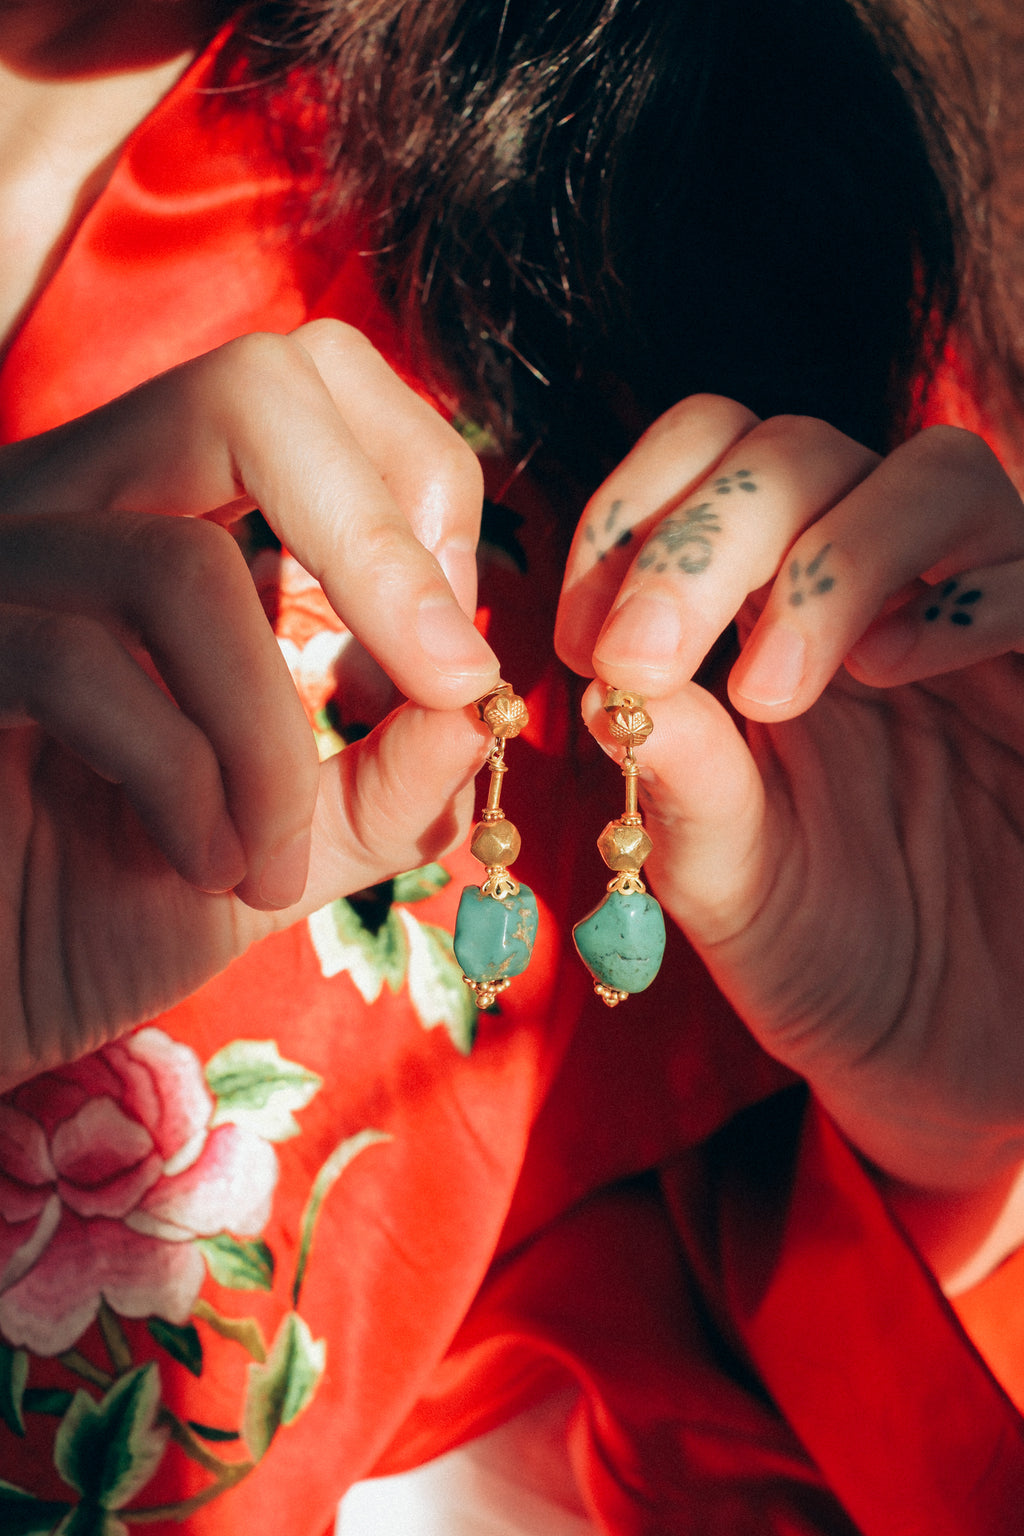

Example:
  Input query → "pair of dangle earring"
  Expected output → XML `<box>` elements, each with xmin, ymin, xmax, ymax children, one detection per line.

<box><xmin>453</xmin><ymin>682</ymin><xmax>666</xmax><ymax>1011</ymax></box>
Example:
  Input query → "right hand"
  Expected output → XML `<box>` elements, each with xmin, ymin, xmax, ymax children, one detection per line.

<box><xmin>0</xmin><ymin>320</ymin><xmax>500</xmax><ymax>1089</ymax></box>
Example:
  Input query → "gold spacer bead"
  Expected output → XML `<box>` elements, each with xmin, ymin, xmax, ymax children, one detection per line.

<box><xmin>471</xmin><ymin>818</ymin><xmax>521</xmax><ymax>867</ymax></box>
<box><xmin>597</xmin><ymin>819</ymin><xmax>653</xmax><ymax>872</ymax></box>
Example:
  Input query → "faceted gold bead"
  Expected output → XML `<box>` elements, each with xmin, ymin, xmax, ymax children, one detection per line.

<box><xmin>607</xmin><ymin>707</ymin><xmax>653</xmax><ymax>745</ymax></box>
<box><xmin>471</xmin><ymin>817</ymin><xmax>521</xmax><ymax>866</ymax></box>
<box><xmin>597</xmin><ymin>819</ymin><xmax>653</xmax><ymax>871</ymax></box>
<box><xmin>481</xmin><ymin>690</ymin><xmax>528</xmax><ymax>739</ymax></box>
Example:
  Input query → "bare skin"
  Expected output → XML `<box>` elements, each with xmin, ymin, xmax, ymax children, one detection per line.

<box><xmin>0</xmin><ymin>0</ymin><xmax>223</xmax><ymax>351</ymax></box>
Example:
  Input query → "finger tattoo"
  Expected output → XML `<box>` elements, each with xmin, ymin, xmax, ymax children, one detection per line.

<box><xmin>634</xmin><ymin>470</ymin><xmax>759</xmax><ymax>576</ymax></box>
<box><xmin>923</xmin><ymin>576</ymin><xmax>984</xmax><ymax>627</ymax></box>
<box><xmin>788</xmin><ymin>543</ymin><xmax>836</xmax><ymax>606</ymax></box>
<box><xmin>585</xmin><ymin>499</ymin><xmax>634</xmax><ymax>562</ymax></box>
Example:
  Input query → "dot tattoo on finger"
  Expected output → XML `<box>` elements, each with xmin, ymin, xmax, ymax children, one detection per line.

<box><xmin>711</xmin><ymin>470</ymin><xmax>758</xmax><ymax>494</ymax></box>
<box><xmin>923</xmin><ymin>577</ymin><xmax>984</xmax><ymax>627</ymax></box>
<box><xmin>585</xmin><ymin>499</ymin><xmax>634</xmax><ymax>562</ymax></box>
<box><xmin>788</xmin><ymin>544</ymin><xmax>836</xmax><ymax>606</ymax></box>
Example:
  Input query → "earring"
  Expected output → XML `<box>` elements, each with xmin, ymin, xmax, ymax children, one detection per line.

<box><xmin>573</xmin><ymin>688</ymin><xmax>666</xmax><ymax>1006</ymax></box>
<box><xmin>454</xmin><ymin>682</ymin><xmax>538</xmax><ymax>1010</ymax></box>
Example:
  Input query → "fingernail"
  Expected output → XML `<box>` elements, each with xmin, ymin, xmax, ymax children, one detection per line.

<box><xmin>847</xmin><ymin>611</ymin><xmax>917</xmax><ymax>676</ymax></box>
<box><xmin>593</xmin><ymin>593</ymin><xmax>682</xmax><ymax>672</ymax></box>
<box><xmin>733</xmin><ymin>622</ymin><xmax>806</xmax><ymax>706</ymax></box>
<box><xmin>436</xmin><ymin>541</ymin><xmax>479</xmax><ymax>617</ymax></box>
<box><xmin>256</xmin><ymin>829</ymin><xmax>310</xmax><ymax>909</ymax></box>
<box><xmin>417</xmin><ymin>598</ymin><xmax>496</xmax><ymax>679</ymax></box>
<box><xmin>203</xmin><ymin>819</ymin><xmax>246</xmax><ymax>893</ymax></box>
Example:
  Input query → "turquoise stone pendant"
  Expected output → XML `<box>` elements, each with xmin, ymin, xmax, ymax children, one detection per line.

<box><xmin>573</xmin><ymin>888</ymin><xmax>665</xmax><ymax>996</ymax></box>
<box><xmin>454</xmin><ymin>884</ymin><xmax>539</xmax><ymax>1006</ymax></box>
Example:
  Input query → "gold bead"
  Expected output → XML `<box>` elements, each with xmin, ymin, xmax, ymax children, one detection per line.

<box><xmin>597</xmin><ymin>819</ymin><xmax>653</xmax><ymax>871</ymax></box>
<box><xmin>607</xmin><ymin>707</ymin><xmax>653</xmax><ymax>745</ymax></box>
<box><xmin>481</xmin><ymin>688</ymin><xmax>528</xmax><ymax>739</ymax></box>
<box><xmin>471</xmin><ymin>817</ymin><xmax>521</xmax><ymax>866</ymax></box>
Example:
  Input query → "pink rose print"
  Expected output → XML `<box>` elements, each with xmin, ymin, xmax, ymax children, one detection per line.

<box><xmin>0</xmin><ymin>1028</ymin><xmax>278</xmax><ymax>1357</ymax></box>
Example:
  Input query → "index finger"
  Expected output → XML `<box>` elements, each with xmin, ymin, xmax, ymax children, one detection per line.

<box><xmin>555</xmin><ymin>395</ymin><xmax>759</xmax><ymax>679</ymax></box>
<box><xmin>199</xmin><ymin>329</ymin><xmax>498</xmax><ymax>710</ymax></box>
<box><xmin>570</xmin><ymin>410</ymin><xmax>877</xmax><ymax>697</ymax></box>
<box><xmin>4</xmin><ymin>328</ymin><xmax>499</xmax><ymax>711</ymax></box>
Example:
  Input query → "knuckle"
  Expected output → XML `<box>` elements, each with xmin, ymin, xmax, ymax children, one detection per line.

<box><xmin>358</xmin><ymin>517</ymin><xmax>421</xmax><ymax>575</ymax></box>
<box><xmin>203</xmin><ymin>332</ymin><xmax>324</xmax><ymax>415</ymax></box>
<box><xmin>16</xmin><ymin>611</ymin><xmax>106</xmax><ymax>705</ymax></box>
<box><xmin>643</xmin><ymin>393</ymin><xmax>761</xmax><ymax>446</ymax></box>
<box><xmin>296</xmin><ymin>316</ymin><xmax>374</xmax><ymax>359</ymax></box>
<box><xmin>915</xmin><ymin>423</ymin><xmax>1003</xmax><ymax>484</ymax></box>
<box><xmin>133</xmin><ymin>517</ymin><xmax>246</xmax><ymax>611</ymax></box>
<box><xmin>111</xmin><ymin>516</ymin><xmax>259</xmax><ymax>643</ymax></box>
<box><xmin>754</xmin><ymin>413</ymin><xmax>845</xmax><ymax>453</ymax></box>
<box><xmin>216</xmin><ymin>329</ymin><xmax>300</xmax><ymax>380</ymax></box>
<box><xmin>421</xmin><ymin>428</ymin><xmax>484</xmax><ymax>512</ymax></box>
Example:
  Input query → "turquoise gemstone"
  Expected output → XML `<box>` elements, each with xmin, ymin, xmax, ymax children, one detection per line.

<box><xmin>454</xmin><ymin>884</ymin><xmax>538</xmax><ymax>987</ymax></box>
<box><xmin>573</xmin><ymin>889</ymin><xmax>666</xmax><ymax>993</ymax></box>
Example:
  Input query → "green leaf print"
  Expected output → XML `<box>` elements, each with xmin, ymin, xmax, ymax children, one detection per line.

<box><xmin>391</xmin><ymin>863</ymin><xmax>451</xmax><ymax>903</ymax></box>
<box><xmin>146</xmin><ymin>1318</ymin><xmax>203</xmax><ymax>1377</ymax></box>
<box><xmin>192</xmin><ymin>1299</ymin><xmax>268</xmax><ymax>1363</ymax></box>
<box><xmin>196</xmin><ymin>1233</ymin><xmax>275</xmax><ymax>1292</ymax></box>
<box><xmin>0</xmin><ymin>1343</ymin><xmax>28</xmax><ymax>1435</ymax></box>
<box><xmin>206</xmin><ymin>1040</ymin><xmax>322</xmax><ymax>1141</ymax></box>
<box><xmin>23</xmin><ymin>1388</ymin><xmax>74</xmax><ymax>1418</ymax></box>
<box><xmin>55</xmin><ymin>1504</ymin><xmax>127</xmax><ymax>1536</ymax></box>
<box><xmin>185</xmin><ymin>1421</ymin><xmax>241</xmax><ymax>1444</ymax></box>
<box><xmin>53</xmin><ymin>1365</ymin><xmax>167</xmax><ymax>1510</ymax></box>
<box><xmin>398</xmin><ymin>914</ymin><xmax>477</xmax><ymax>1053</ymax></box>
<box><xmin>292</xmin><ymin>1129</ymin><xmax>391</xmax><ymax>1307</ymax></box>
<box><xmin>242</xmin><ymin>1314</ymin><xmax>325</xmax><ymax>1461</ymax></box>
<box><xmin>307</xmin><ymin>898</ymin><xmax>408</xmax><ymax>1001</ymax></box>
<box><xmin>0</xmin><ymin>1479</ymin><xmax>71</xmax><ymax>1535</ymax></box>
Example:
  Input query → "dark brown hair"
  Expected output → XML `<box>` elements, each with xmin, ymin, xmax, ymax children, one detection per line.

<box><xmin>224</xmin><ymin>0</ymin><xmax>961</xmax><ymax>480</ymax></box>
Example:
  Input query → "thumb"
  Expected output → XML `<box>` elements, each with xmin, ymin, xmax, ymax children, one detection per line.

<box><xmin>581</xmin><ymin>678</ymin><xmax>772</xmax><ymax>948</ymax></box>
<box><xmin>295</xmin><ymin>702</ymin><xmax>489</xmax><ymax>918</ymax></box>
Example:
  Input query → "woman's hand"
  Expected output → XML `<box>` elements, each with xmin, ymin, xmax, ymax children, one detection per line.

<box><xmin>555</xmin><ymin>395</ymin><xmax>1024</xmax><ymax>1220</ymax></box>
<box><xmin>0</xmin><ymin>320</ymin><xmax>499</xmax><ymax>1088</ymax></box>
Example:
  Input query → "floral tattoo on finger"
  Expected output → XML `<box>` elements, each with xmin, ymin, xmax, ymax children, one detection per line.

<box><xmin>636</xmin><ymin>470</ymin><xmax>758</xmax><ymax>576</ymax></box>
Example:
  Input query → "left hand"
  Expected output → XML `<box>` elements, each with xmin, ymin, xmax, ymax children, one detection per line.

<box><xmin>555</xmin><ymin>395</ymin><xmax>1024</xmax><ymax>1199</ymax></box>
